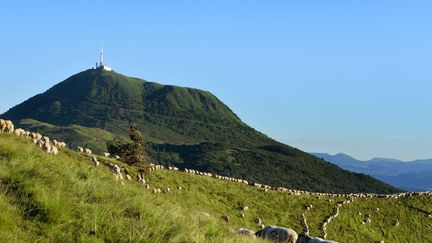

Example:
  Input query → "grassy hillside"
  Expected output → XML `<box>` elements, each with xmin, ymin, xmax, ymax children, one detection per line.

<box><xmin>0</xmin><ymin>133</ymin><xmax>431</xmax><ymax>242</ymax></box>
<box><xmin>0</xmin><ymin>68</ymin><xmax>402</xmax><ymax>194</ymax></box>
<box><xmin>147</xmin><ymin>142</ymin><xmax>400</xmax><ymax>194</ymax></box>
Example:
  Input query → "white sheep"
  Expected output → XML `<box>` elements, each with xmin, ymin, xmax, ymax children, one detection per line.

<box><xmin>137</xmin><ymin>173</ymin><xmax>146</xmax><ymax>184</ymax></box>
<box><xmin>91</xmin><ymin>156</ymin><xmax>100</xmax><ymax>167</ymax></box>
<box><xmin>49</xmin><ymin>146</ymin><xmax>59</xmax><ymax>155</ymax></box>
<box><xmin>236</xmin><ymin>228</ymin><xmax>256</xmax><ymax>238</ymax></box>
<box><xmin>14</xmin><ymin>128</ymin><xmax>25</xmax><ymax>137</ymax></box>
<box><xmin>42</xmin><ymin>142</ymin><xmax>51</xmax><ymax>154</ymax></box>
<box><xmin>6</xmin><ymin>120</ymin><xmax>14</xmax><ymax>133</ymax></box>
<box><xmin>1</xmin><ymin>120</ymin><xmax>15</xmax><ymax>133</ymax></box>
<box><xmin>43</xmin><ymin>136</ymin><xmax>50</xmax><ymax>144</ymax></box>
<box><xmin>0</xmin><ymin>119</ymin><xmax>5</xmax><ymax>132</ymax></box>
<box><xmin>110</xmin><ymin>163</ymin><xmax>124</xmax><ymax>180</ymax></box>
<box><xmin>84</xmin><ymin>148</ymin><xmax>92</xmax><ymax>155</ymax></box>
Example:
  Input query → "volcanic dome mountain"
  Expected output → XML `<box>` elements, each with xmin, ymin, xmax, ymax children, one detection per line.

<box><xmin>1</xmin><ymin>68</ymin><xmax>401</xmax><ymax>194</ymax></box>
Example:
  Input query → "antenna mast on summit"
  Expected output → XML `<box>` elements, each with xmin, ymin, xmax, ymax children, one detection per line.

<box><xmin>95</xmin><ymin>45</ymin><xmax>112</xmax><ymax>71</ymax></box>
<box><xmin>99</xmin><ymin>46</ymin><xmax>104</xmax><ymax>66</ymax></box>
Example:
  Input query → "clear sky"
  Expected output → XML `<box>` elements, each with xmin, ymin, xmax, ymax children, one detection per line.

<box><xmin>0</xmin><ymin>1</ymin><xmax>431</xmax><ymax>161</ymax></box>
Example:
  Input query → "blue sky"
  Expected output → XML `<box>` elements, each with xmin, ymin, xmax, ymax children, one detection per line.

<box><xmin>0</xmin><ymin>1</ymin><xmax>431</xmax><ymax>160</ymax></box>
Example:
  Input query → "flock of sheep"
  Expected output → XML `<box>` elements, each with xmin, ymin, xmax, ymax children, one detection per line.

<box><xmin>181</xmin><ymin>164</ymin><xmax>432</xmax><ymax>201</ymax></box>
<box><xmin>2</xmin><ymin>119</ymin><xmax>432</xmax><ymax>243</ymax></box>
<box><xmin>1</xmin><ymin>119</ymin><xmax>66</xmax><ymax>155</ymax></box>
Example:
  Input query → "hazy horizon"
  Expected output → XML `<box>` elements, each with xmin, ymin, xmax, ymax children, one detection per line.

<box><xmin>1</xmin><ymin>1</ymin><xmax>431</xmax><ymax>161</ymax></box>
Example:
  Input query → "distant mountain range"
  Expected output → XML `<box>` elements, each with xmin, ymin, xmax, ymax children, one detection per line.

<box><xmin>0</xmin><ymin>67</ymin><xmax>400</xmax><ymax>194</ymax></box>
<box><xmin>312</xmin><ymin>153</ymin><xmax>432</xmax><ymax>192</ymax></box>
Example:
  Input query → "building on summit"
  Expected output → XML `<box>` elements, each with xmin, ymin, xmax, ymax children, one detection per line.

<box><xmin>95</xmin><ymin>47</ymin><xmax>112</xmax><ymax>71</ymax></box>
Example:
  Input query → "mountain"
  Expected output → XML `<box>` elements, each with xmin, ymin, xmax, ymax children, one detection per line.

<box><xmin>0</xmin><ymin>67</ymin><xmax>401</xmax><ymax>193</ymax></box>
<box><xmin>312</xmin><ymin>153</ymin><xmax>432</xmax><ymax>192</ymax></box>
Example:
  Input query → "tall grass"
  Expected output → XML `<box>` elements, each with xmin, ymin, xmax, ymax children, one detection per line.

<box><xmin>0</xmin><ymin>133</ymin><xmax>431</xmax><ymax>242</ymax></box>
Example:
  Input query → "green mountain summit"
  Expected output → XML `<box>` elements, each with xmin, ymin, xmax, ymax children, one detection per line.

<box><xmin>1</xmin><ymin>68</ymin><xmax>401</xmax><ymax>194</ymax></box>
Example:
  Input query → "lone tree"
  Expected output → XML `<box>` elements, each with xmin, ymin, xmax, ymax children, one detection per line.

<box><xmin>107</xmin><ymin>125</ymin><xmax>151</xmax><ymax>171</ymax></box>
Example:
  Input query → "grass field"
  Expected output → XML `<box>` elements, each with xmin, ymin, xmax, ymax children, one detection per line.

<box><xmin>0</xmin><ymin>133</ymin><xmax>431</xmax><ymax>242</ymax></box>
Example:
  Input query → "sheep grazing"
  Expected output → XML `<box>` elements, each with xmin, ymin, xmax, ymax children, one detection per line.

<box><xmin>49</xmin><ymin>146</ymin><xmax>59</xmax><ymax>155</ymax></box>
<box><xmin>42</xmin><ymin>142</ymin><xmax>51</xmax><ymax>154</ymax></box>
<box><xmin>6</xmin><ymin>120</ymin><xmax>15</xmax><ymax>133</ymax></box>
<box><xmin>321</xmin><ymin>207</ymin><xmax>340</xmax><ymax>238</ymax></box>
<box><xmin>31</xmin><ymin>132</ymin><xmax>42</xmax><ymax>140</ymax></box>
<box><xmin>0</xmin><ymin>119</ymin><xmax>5</xmax><ymax>132</ymax></box>
<box><xmin>242</xmin><ymin>206</ymin><xmax>249</xmax><ymax>211</ymax></box>
<box><xmin>109</xmin><ymin>163</ymin><xmax>124</xmax><ymax>180</ymax></box>
<box><xmin>77</xmin><ymin>146</ymin><xmax>84</xmax><ymax>153</ymax></box>
<box><xmin>37</xmin><ymin>139</ymin><xmax>45</xmax><ymax>148</ymax></box>
<box><xmin>152</xmin><ymin>188</ymin><xmax>162</xmax><ymax>193</ymax></box>
<box><xmin>103</xmin><ymin>152</ymin><xmax>111</xmax><ymax>157</ymax></box>
<box><xmin>255</xmin><ymin>226</ymin><xmax>298</xmax><ymax>243</ymax></box>
<box><xmin>302</xmin><ymin>213</ymin><xmax>310</xmax><ymax>236</ymax></box>
<box><xmin>57</xmin><ymin>142</ymin><xmax>66</xmax><ymax>148</ymax></box>
<box><xmin>137</xmin><ymin>172</ymin><xmax>145</xmax><ymax>184</ymax></box>
<box><xmin>0</xmin><ymin>119</ymin><xmax>15</xmax><ymax>133</ymax></box>
<box><xmin>14</xmin><ymin>128</ymin><xmax>25</xmax><ymax>137</ymax></box>
<box><xmin>91</xmin><ymin>156</ymin><xmax>100</xmax><ymax>167</ymax></box>
<box><xmin>297</xmin><ymin>234</ymin><xmax>339</xmax><ymax>243</ymax></box>
<box><xmin>236</xmin><ymin>228</ymin><xmax>256</xmax><ymax>238</ymax></box>
<box><xmin>254</xmin><ymin>183</ymin><xmax>262</xmax><ymax>188</ymax></box>
<box><xmin>84</xmin><ymin>148</ymin><xmax>92</xmax><ymax>155</ymax></box>
<box><xmin>123</xmin><ymin>168</ymin><xmax>132</xmax><ymax>181</ymax></box>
